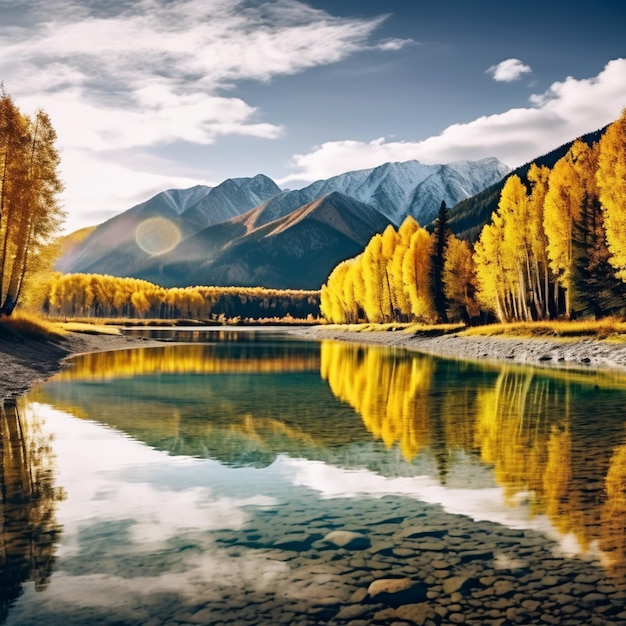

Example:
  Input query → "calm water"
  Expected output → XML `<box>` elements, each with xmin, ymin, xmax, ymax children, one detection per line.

<box><xmin>2</xmin><ymin>329</ymin><xmax>626</xmax><ymax>625</ymax></box>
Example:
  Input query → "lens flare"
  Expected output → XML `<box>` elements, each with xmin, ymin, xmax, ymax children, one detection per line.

<box><xmin>135</xmin><ymin>217</ymin><xmax>182</xmax><ymax>255</ymax></box>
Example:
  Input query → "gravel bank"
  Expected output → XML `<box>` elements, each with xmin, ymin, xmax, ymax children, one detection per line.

<box><xmin>292</xmin><ymin>326</ymin><xmax>626</xmax><ymax>373</ymax></box>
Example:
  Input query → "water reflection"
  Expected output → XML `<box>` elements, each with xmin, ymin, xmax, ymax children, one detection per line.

<box><xmin>0</xmin><ymin>400</ymin><xmax>63</xmax><ymax>621</ymax></box>
<box><xmin>321</xmin><ymin>341</ymin><xmax>626</xmax><ymax>577</ymax></box>
<box><xmin>36</xmin><ymin>341</ymin><xmax>377</xmax><ymax>468</ymax></box>
<box><xmin>5</xmin><ymin>332</ymin><xmax>626</xmax><ymax>624</ymax></box>
<box><xmin>36</xmin><ymin>335</ymin><xmax>626</xmax><ymax>578</ymax></box>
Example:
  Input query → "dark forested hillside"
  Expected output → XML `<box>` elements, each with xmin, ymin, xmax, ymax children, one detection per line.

<box><xmin>444</xmin><ymin>127</ymin><xmax>607</xmax><ymax>241</ymax></box>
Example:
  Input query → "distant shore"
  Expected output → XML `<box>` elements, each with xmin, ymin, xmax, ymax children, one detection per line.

<box><xmin>4</xmin><ymin>323</ymin><xmax>626</xmax><ymax>403</ymax></box>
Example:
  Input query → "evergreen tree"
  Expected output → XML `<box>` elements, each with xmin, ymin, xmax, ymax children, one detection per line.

<box><xmin>572</xmin><ymin>191</ymin><xmax>626</xmax><ymax>318</ymax></box>
<box><xmin>431</xmin><ymin>201</ymin><xmax>449</xmax><ymax>322</ymax></box>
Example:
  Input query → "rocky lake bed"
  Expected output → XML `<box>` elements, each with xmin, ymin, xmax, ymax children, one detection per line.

<box><xmin>167</xmin><ymin>494</ymin><xmax>626</xmax><ymax>626</ymax></box>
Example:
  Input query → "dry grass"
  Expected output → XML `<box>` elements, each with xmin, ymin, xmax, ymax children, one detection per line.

<box><xmin>58</xmin><ymin>321</ymin><xmax>122</xmax><ymax>335</ymax></box>
<box><xmin>0</xmin><ymin>311</ymin><xmax>67</xmax><ymax>342</ymax></box>
<box><xmin>319</xmin><ymin>318</ymin><xmax>626</xmax><ymax>342</ymax></box>
<box><xmin>461</xmin><ymin>318</ymin><xmax>626</xmax><ymax>341</ymax></box>
<box><xmin>46</xmin><ymin>316</ymin><xmax>187</xmax><ymax>327</ymax></box>
<box><xmin>320</xmin><ymin>322</ymin><xmax>464</xmax><ymax>336</ymax></box>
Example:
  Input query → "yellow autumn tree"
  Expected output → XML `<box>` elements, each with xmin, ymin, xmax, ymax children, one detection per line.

<box><xmin>361</xmin><ymin>233</ymin><xmax>392</xmax><ymax>323</ymax></box>
<box><xmin>402</xmin><ymin>226</ymin><xmax>436</xmax><ymax>322</ymax></box>
<box><xmin>388</xmin><ymin>216</ymin><xmax>419</xmax><ymax>321</ymax></box>
<box><xmin>473</xmin><ymin>211</ymin><xmax>510</xmax><ymax>321</ymax></box>
<box><xmin>321</xmin><ymin>259</ymin><xmax>353</xmax><ymax>323</ymax></box>
<box><xmin>0</xmin><ymin>90</ymin><xmax>64</xmax><ymax>315</ymax></box>
<box><xmin>380</xmin><ymin>224</ymin><xmax>399</xmax><ymax>319</ymax></box>
<box><xmin>526</xmin><ymin>164</ymin><xmax>552</xmax><ymax>319</ymax></box>
<box><xmin>497</xmin><ymin>174</ymin><xmax>533</xmax><ymax>321</ymax></box>
<box><xmin>543</xmin><ymin>141</ymin><xmax>591</xmax><ymax>317</ymax></box>
<box><xmin>597</xmin><ymin>109</ymin><xmax>626</xmax><ymax>280</ymax></box>
<box><xmin>443</xmin><ymin>234</ymin><xmax>479</xmax><ymax>323</ymax></box>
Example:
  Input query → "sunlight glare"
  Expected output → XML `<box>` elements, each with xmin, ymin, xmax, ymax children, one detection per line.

<box><xmin>135</xmin><ymin>217</ymin><xmax>182</xmax><ymax>255</ymax></box>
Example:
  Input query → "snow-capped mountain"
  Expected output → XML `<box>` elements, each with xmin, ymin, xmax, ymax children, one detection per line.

<box><xmin>245</xmin><ymin>157</ymin><xmax>510</xmax><ymax>229</ymax></box>
<box><xmin>56</xmin><ymin>174</ymin><xmax>282</xmax><ymax>275</ymax></box>
<box><xmin>56</xmin><ymin>157</ymin><xmax>510</xmax><ymax>288</ymax></box>
<box><xmin>302</xmin><ymin>158</ymin><xmax>510</xmax><ymax>225</ymax></box>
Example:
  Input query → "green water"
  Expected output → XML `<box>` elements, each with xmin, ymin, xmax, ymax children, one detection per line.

<box><xmin>2</xmin><ymin>329</ymin><xmax>626</xmax><ymax>625</ymax></box>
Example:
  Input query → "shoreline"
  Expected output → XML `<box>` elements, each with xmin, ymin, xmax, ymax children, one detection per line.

<box><xmin>4</xmin><ymin>324</ymin><xmax>626</xmax><ymax>402</ymax></box>
<box><xmin>0</xmin><ymin>331</ymin><xmax>163</xmax><ymax>403</ymax></box>
<box><xmin>291</xmin><ymin>325</ymin><xmax>626</xmax><ymax>374</ymax></box>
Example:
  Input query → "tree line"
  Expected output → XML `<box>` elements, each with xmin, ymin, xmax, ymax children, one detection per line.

<box><xmin>43</xmin><ymin>272</ymin><xmax>320</xmax><ymax>321</ymax></box>
<box><xmin>321</xmin><ymin>110</ymin><xmax>626</xmax><ymax>324</ymax></box>
<box><xmin>0</xmin><ymin>87</ymin><xmax>64</xmax><ymax>316</ymax></box>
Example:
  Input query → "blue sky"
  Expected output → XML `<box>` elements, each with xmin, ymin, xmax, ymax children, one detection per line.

<box><xmin>1</xmin><ymin>0</ymin><xmax>625</xmax><ymax>232</ymax></box>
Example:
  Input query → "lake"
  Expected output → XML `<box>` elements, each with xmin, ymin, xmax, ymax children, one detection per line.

<box><xmin>2</xmin><ymin>328</ymin><xmax>626</xmax><ymax>625</ymax></box>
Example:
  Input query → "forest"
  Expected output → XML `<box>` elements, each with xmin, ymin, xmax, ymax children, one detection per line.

<box><xmin>320</xmin><ymin>110</ymin><xmax>626</xmax><ymax>325</ymax></box>
<box><xmin>42</xmin><ymin>272</ymin><xmax>320</xmax><ymax>322</ymax></box>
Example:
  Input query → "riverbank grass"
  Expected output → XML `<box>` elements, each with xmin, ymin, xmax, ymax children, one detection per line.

<box><xmin>320</xmin><ymin>319</ymin><xmax>626</xmax><ymax>342</ymax></box>
<box><xmin>461</xmin><ymin>318</ymin><xmax>626</xmax><ymax>341</ymax></box>
<box><xmin>58</xmin><ymin>321</ymin><xmax>122</xmax><ymax>335</ymax></box>
<box><xmin>0</xmin><ymin>311</ymin><xmax>67</xmax><ymax>342</ymax></box>
<box><xmin>320</xmin><ymin>322</ymin><xmax>464</xmax><ymax>335</ymax></box>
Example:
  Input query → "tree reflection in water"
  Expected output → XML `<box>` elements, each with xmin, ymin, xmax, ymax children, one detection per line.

<box><xmin>0</xmin><ymin>399</ymin><xmax>63</xmax><ymax>622</ymax></box>
<box><xmin>321</xmin><ymin>340</ymin><xmax>626</xmax><ymax>578</ymax></box>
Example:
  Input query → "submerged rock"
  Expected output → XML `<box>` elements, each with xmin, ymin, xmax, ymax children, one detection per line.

<box><xmin>367</xmin><ymin>577</ymin><xmax>428</xmax><ymax>606</ymax></box>
<box><xmin>322</xmin><ymin>530</ymin><xmax>371</xmax><ymax>550</ymax></box>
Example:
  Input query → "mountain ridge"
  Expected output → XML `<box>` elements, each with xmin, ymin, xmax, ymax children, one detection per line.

<box><xmin>56</xmin><ymin>157</ymin><xmax>510</xmax><ymax>289</ymax></box>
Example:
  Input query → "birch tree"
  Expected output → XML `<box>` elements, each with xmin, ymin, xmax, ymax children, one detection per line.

<box><xmin>0</xmin><ymin>89</ymin><xmax>64</xmax><ymax>315</ymax></box>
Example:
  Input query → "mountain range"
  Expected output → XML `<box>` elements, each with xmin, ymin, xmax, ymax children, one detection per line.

<box><xmin>57</xmin><ymin>158</ymin><xmax>509</xmax><ymax>289</ymax></box>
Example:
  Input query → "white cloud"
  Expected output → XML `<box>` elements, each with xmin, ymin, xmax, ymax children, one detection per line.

<box><xmin>0</xmin><ymin>0</ymin><xmax>380</xmax><ymax>149</ymax></box>
<box><xmin>0</xmin><ymin>0</ymin><xmax>390</xmax><ymax>231</ymax></box>
<box><xmin>376</xmin><ymin>38</ymin><xmax>417</xmax><ymax>52</ymax></box>
<box><xmin>487</xmin><ymin>58</ymin><xmax>532</xmax><ymax>82</ymax></box>
<box><xmin>282</xmin><ymin>58</ymin><xmax>626</xmax><ymax>183</ymax></box>
<box><xmin>58</xmin><ymin>149</ymin><xmax>204</xmax><ymax>226</ymax></box>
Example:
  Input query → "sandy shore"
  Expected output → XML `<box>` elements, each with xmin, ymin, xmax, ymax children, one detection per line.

<box><xmin>4</xmin><ymin>323</ymin><xmax>626</xmax><ymax>402</ymax></box>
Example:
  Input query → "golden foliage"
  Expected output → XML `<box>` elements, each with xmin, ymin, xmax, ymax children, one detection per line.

<box><xmin>320</xmin><ymin>340</ymin><xmax>626</xmax><ymax>571</ymax></box>
<box><xmin>321</xmin><ymin>112</ymin><xmax>626</xmax><ymax>326</ymax></box>
<box><xmin>0</xmin><ymin>91</ymin><xmax>64</xmax><ymax>316</ymax></box>
<box><xmin>42</xmin><ymin>272</ymin><xmax>320</xmax><ymax>321</ymax></box>
<box><xmin>321</xmin><ymin>341</ymin><xmax>436</xmax><ymax>460</ymax></box>
<box><xmin>598</xmin><ymin>109</ymin><xmax>626</xmax><ymax>279</ymax></box>
<box><xmin>49</xmin><ymin>342</ymin><xmax>320</xmax><ymax>382</ymax></box>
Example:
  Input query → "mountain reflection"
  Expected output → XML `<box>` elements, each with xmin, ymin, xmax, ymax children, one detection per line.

<box><xmin>0</xmin><ymin>400</ymin><xmax>63</xmax><ymax>622</ymax></box>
